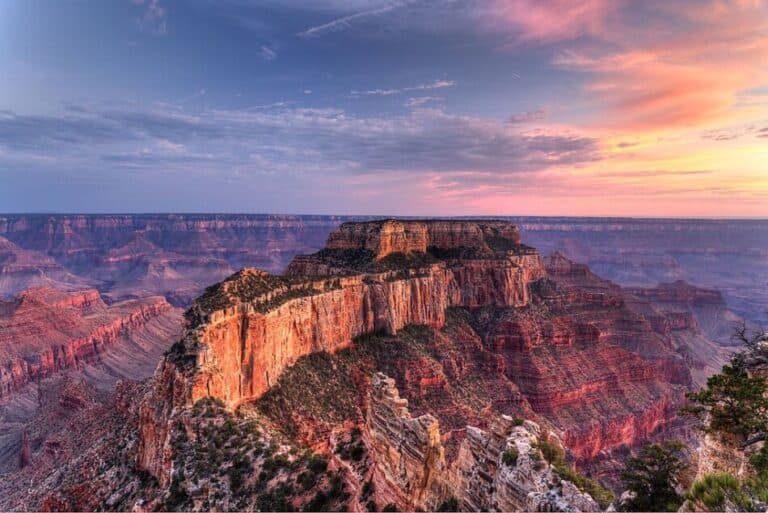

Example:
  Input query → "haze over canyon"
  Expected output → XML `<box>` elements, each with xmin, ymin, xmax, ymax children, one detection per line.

<box><xmin>0</xmin><ymin>215</ymin><xmax>764</xmax><ymax>511</ymax></box>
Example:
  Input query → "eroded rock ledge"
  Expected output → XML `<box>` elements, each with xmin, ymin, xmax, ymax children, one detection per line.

<box><xmin>138</xmin><ymin>220</ymin><xmax>545</xmax><ymax>483</ymax></box>
<box><xmin>365</xmin><ymin>372</ymin><xmax>600</xmax><ymax>512</ymax></box>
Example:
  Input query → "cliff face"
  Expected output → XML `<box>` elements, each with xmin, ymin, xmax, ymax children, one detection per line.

<box><xmin>0</xmin><ymin>287</ymin><xmax>181</xmax><ymax>399</ymax></box>
<box><xmin>365</xmin><ymin>373</ymin><xmax>601</xmax><ymax>512</ymax></box>
<box><xmin>325</xmin><ymin>219</ymin><xmax>522</xmax><ymax>259</ymax></box>
<box><xmin>136</xmin><ymin>220</ymin><xmax>701</xmax><ymax>494</ymax></box>
<box><xmin>138</xmin><ymin>220</ymin><xmax>543</xmax><ymax>483</ymax></box>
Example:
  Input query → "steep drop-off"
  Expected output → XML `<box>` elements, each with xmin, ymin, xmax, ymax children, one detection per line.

<box><xmin>136</xmin><ymin>220</ymin><xmax>700</xmax><ymax>496</ymax></box>
<box><xmin>0</xmin><ymin>287</ymin><xmax>181</xmax><ymax>399</ymax></box>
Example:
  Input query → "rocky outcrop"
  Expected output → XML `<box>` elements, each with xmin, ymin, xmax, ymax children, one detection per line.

<box><xmin>365</xmin><ymin>373</ymin><xmax>448</xmax><ymax>511</ymax></box>
<box><xmin>166</xmin><ymin>221</ymin><xmax>540</xmax><ymax>412</ymax></box>
<box><xmin>365</xmin><ymin>372</ymin><xmax>601</xmax><ymax>512</ymax></box>
<box><xmin>137</xmin><ymin>220</ymin><xmax>544</xmax><ymax>483</ymax></box>
<box><xmin>0</xmin><ymin>287</ymin><xmax>180</xmax><ymax>399</ymax></box>
<box><xmin>325</xmin><ymin>219</ymin><xmax>522</xmax><ymax>259</ymax></box>
<box><xmin>135</xmin><ymin>220</ymin><xmax>709</xmax><ymax>494</ymax></box>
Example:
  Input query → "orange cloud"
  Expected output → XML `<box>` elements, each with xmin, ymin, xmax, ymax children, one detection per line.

<box><xmin>550</xmin><ymin>0</ymin><xmax>768</xmax><ymax>132</ymax></box>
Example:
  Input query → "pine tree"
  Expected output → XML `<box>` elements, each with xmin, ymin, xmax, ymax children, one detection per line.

<box><xmin>685</xmin><ymin>354</ymin><xmax>768</xmax><ymax>444</ymax></box>
<box><xmin>620</xmin><ymin>441</ymin><xmax>687</xmax><ymax>512</ymax></box>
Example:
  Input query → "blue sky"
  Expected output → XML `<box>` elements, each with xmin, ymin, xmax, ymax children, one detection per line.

<box><xmin>1</xmin><ymin>1</ymin><xmax>767</xmax><ymax>216</ymax></box>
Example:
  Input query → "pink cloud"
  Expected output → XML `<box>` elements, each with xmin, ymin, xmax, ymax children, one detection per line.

<box><xmin>489</xmin><ymin>0</ymin><xmax>619</xmax><ymax>43</ymax></box>
<box><xmin>547</xmin><ymin>0</ymin><xmax>768</xmax><ymax>132</ymax></box>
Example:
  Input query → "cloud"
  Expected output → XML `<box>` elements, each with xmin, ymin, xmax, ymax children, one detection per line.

<box><xmin>134</xmin><ymin>0</ymin><xmax>168</xmax><ymax>35</ymax></box>
<box><xmin>545</xmin><ymin>1</ymin><xmax>768</xmax><ymax>132</ymax></box>
<box><xmin>405</xmin><ymin>96</ymin><xmax>442</xmax><ymax>107</ymax></box>
<box><xmin>508</xmin><ymin>109</ymin><xmax>546</xmax><ymax>124</ymax></box>
<box><xmin>351</xmin><ymin>79</ymin><xmax>455</xmax><ymax>97</ymax></box>
<box><xmin>0</xmin><ymin>104</ymin><xmax>600</xmax><ymax>187</ymax></box>
<box><xmin>296</xmin><ymin>1</ymin><xmax>409</xmax><ymax>37</ymax></box>
<box><xmin>486</xmin><ymin>0</ymin><xmax>618</xmax><ymax>44</ymax></box>
<box><xmin>258</xmin><ymin>45</ymin><xmax>277</xmax><ymax>61</ymax></box>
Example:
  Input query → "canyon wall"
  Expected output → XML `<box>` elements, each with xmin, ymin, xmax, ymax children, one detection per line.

<box><xmin>0</xmin><ymin>288</ymin><xmax>180</xmax><ymax>399</ymax></box>
<box><xmin>138</xmin><ymin>220</ymin><xmax>544</xmax><ymax>482</ymax></box>
<box><xmin>2</xmin><ymin>214</ymin><xmax>764</xmax><ymax>323</ymax></box>
<box><xmin>326</xmin><ymin>219</ymin><xmax>522</xmax><ymax>258</ymax></box>
<box><xmin>365</xmin><ymin>372</ymin><xmax>601</xmax><ymax>512</ymax></box>
<box><xmin>0</xmin><ymin>214</ymin><xmax>358</xmax><ymax>305</ymax></box>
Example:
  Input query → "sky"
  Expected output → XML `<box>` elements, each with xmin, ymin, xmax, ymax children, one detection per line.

<box><xmin>0</xmin><ymin>0</ymin><xmax>767</xmax><ymax>217</ymax></box>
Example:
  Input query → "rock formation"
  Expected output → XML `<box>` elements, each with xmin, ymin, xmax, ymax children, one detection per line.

<box><xmin>0</xmin><ymin>287</ymin><xmax>181</xmax><ymax>399</ymax></box>
<box><xmin>365</xmin><ymin>372</ymin><xmax>601</xmax><ymax>512</ymax></box>
<box><xmin>365</xmin><ymin>372</ymin><xmax>448</xmax><ymax>511</ymax></box>
<box><xmin>138</xmin><ymin>220</ymin><xmax>546</xmax><ymax>483</ymax></box>
<box><xmin>136</xmin><ymin>220</ymin><xmax>701</xmax><ymax>493</ymax></box>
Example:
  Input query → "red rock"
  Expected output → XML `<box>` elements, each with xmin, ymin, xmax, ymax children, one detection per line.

<box><xmin>0</xmin><ymin>287</ymin><xmax>180</xmax><ymax>399</ymax></box>
<box><xmin>135</xmin><ymin>221</ymin><xmax>709</xmax><ymax>489</ymax></box>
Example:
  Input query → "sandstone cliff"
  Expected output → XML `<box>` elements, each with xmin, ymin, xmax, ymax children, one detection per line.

<box><xmin>138</xmin><ymin>220</ymin><xmax>545</xmax><ymax>483</ymax></box>
<box><xmin>136</xmin><ymin>220</ymin><xmax>700</xmax><ymax>495</ymax></box>
<box><xmin>365</xmin><ymin>372</ymin><xmax>601</xmax><ymax>512</ymax></box>
<box><xmin>0</xmin><ymin>287</ymin><xmax>181</xmax><ymax>399</ymax></box>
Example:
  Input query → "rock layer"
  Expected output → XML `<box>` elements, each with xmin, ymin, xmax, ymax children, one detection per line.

<box><xmin>365</xmin><ymin>372</ymin><xmax>601</xmax><ymax>512</ymax></box>
<box><xmin>0</xmin><ymin>287</ymin><xmax>180</xmax><ymax>399</ymax></box>
<box><xmin>136</xmin><ymin>220</ymin><xmax>703</xmax><ymax>492</ymax></box>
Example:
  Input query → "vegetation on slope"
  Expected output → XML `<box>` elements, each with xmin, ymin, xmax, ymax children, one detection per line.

<box><xmin>162</xmin><ymin>398</ymin><xmax>352</xmax><ymax>512</ymax></box>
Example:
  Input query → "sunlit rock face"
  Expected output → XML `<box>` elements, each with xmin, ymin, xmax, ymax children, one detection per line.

<box><xmin>138</xmin><ymin>220</ymin><xmax>546</xmax><ymax>482</ymax></box>
<box><xmin>136</xmin><ymin>219</ymin><xmax>709</xmax><ymax>492</ymax></box>
<box><xmin>0</xmin><ymin>287</ymin><xmax>180</xmax><ymax>399</ymax></box>
<box><xmin>324</xmin><ymin>219</ymin><xmax>522</xmax><ymax>259</ymax></box>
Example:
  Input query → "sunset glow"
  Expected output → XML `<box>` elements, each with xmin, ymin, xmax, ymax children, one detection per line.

<box><xmin>1</xmin><ymin>0</ymin><xmax>766</xmax><ymax>216</ymax></box>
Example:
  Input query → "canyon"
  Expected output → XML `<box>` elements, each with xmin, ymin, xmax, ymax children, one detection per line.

<box><xmin>0</xmin><ymin>216</ymin><xmax>755</xmax><ymax>511</ymax></box>
<box><xmin>1</xmin><ymin>215</ymin><xmax>765</xmax><ymax>325</ymax></box>
<box><xmin>130</xmin><ymin>220</ymin><xmax>730</xmax><ymax>509</ymax></box>
<box><xmin>0</xmin><ymin>214</ymin><xmax>354</xmax><ymax>306</ymax></box>
<box><xmin>0</xmin><ymin>286</ymin><xmax>182</xmax><ymax>473</ymax></box>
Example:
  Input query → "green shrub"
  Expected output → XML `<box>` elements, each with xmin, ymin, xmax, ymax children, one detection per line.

<box><xmin>750</xmin><ymin>444</ymin><xmax>768</xmax><ymax>473</ymax></box>
<box><xmin>501</xmin><ymin>447</ymin><xmax>519</xmax><ymax>467</ymax></box>
<box><xmin>382</xmin><ymin>503</ymin><xmax>399</xmax><ymax>512</ymax></box>
<box><xmin>534</xmin><ymin>439</ymin><xmax>564</xmax><ymax>464</ymax></box>
<box><xmin>553</xmin><ymin>460</ymin><xmax>615</xmax><ymax>509</ymax></box>
<box><xmin>350</xmin><ymin>443</ymin><xmax>365</xmax><ymax>461</ymax></box>
<box><xmin>688</xmin><ymin>473</ymin><xmax>751</xmax><ymax>510</ymax></box>
<box><xmin>512</xmin><ymin>417</ymin><xmax>525</xmax><ymax>427</ymax></box>
<box><xmin>303</xmin><ymin>491</ymin><xmax>328</xmax><ymax>512</ymax></box>
<box><xmin>308</xmin><ymin>454</ymin><xmax>328</xmax><ymax>473</ymax></box>
<box><xmin>298</xmin><ymin>471</ymin><xmax>317</xmax><ymax>491</ymax></box>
